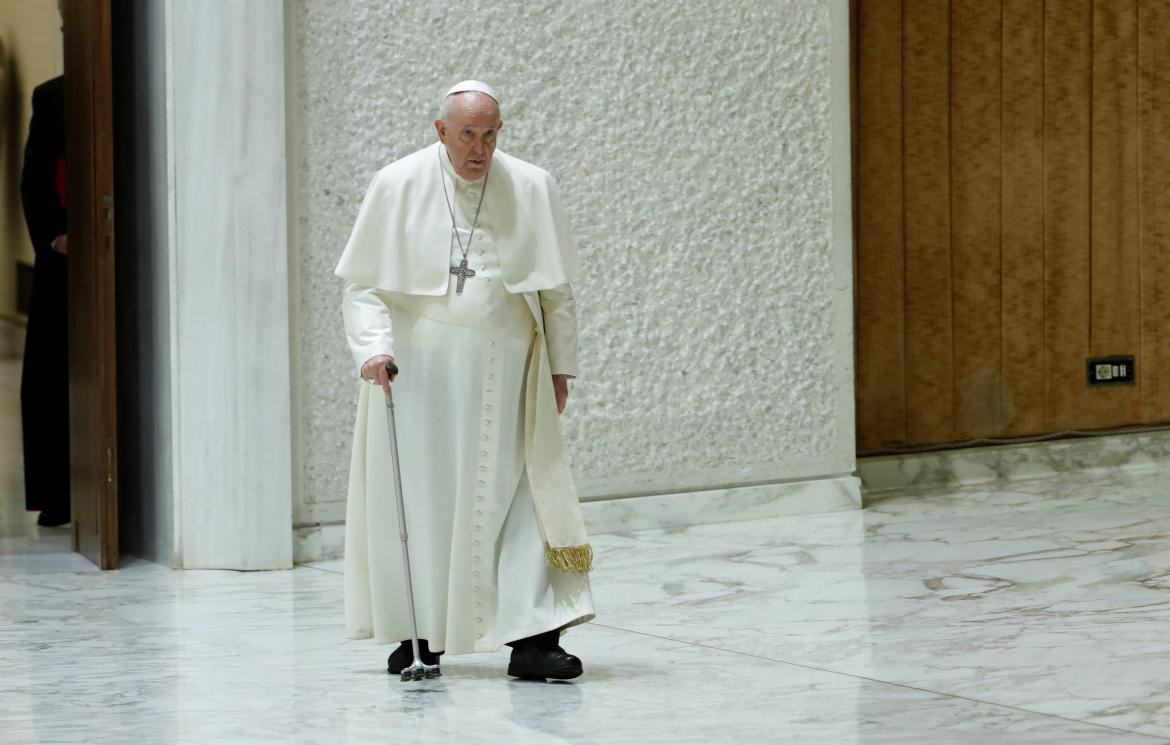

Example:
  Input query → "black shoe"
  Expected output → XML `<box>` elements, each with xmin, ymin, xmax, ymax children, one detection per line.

<box><xmin>36</xmin><ymin>511</ymin><xmax>70</xmax><ymax>527</ymax></box>
<box><xmin>387</xmin><ymin>639</ymin><xmax>442</xmax><ymax>674</ymax></box>
<box><xmin>507</xmin><ymin>630</ymin><xmax>583</xmax><ymax>680</ymax></box>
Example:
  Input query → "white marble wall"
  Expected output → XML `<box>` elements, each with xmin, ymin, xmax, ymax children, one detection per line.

<box><xmin>288</xmin><ymin>0</ymin><xmax>858</xmax><ymax>556</ymax></box>
<box><xmin>859</xmin><ymin>431</ymin><xmax>1170</xmax><ymax>493</ymax></box>
<box><xmin>166</xmin><ymin>0</ymin><xmax>293</xmax><ymax>569</ymax></box>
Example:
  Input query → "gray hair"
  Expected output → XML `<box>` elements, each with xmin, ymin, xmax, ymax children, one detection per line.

<box><xmin>439</xmin><ymin>91</ymin><xmax>500</xmax><ymax>122</ymax></box>
<box><xmin>438</xmin><ymin>94</ymin><xmax>457</xmax><ymax>122</ymax></box>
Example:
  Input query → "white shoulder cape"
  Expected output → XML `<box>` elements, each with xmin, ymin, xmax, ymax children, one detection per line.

<box><xmin>334</xmin><ymin>142</ymin><xmax>580</xmax><ymax>294</ymax></box>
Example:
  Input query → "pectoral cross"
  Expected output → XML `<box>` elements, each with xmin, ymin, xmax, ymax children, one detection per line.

<box><xmin>450</xmin><ymin>257</ymin><xmax>477</xmax><ymax>295</ymax></box>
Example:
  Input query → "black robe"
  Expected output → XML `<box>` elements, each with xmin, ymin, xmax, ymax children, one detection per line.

<box><xmin>19</xmin><ymin>75</ymin><xmax>69</xmax><ymax>520</ymax></box>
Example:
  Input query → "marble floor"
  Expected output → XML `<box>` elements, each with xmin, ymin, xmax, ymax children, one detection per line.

<box><xmin>3</xmin><ymin>352</ymin><xmax>1170</xmax><ymax>742</ymax></box>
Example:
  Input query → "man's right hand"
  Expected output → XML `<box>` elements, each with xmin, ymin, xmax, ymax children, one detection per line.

<box><xmin>361</xmin><ymin>355</ymin><xmax>396</xmax><ymax>396</ymax></box>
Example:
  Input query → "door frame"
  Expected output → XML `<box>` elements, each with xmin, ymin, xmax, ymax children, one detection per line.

<box><xmin>63</xmin><ymin>0</ymin><xmax>117</xmax><ymax>569</ymax></box>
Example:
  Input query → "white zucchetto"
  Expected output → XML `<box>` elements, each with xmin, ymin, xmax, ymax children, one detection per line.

<box><xmin>443</xmin><ymin>79</ymin><xmax>498</xmax><ymax>104</ymax></box>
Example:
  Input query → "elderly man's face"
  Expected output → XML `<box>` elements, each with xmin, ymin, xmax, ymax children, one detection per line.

<box><xmin>435</xmin><ymin>92</ymin><xmax>502</xmax><ymax>181</ymax></box>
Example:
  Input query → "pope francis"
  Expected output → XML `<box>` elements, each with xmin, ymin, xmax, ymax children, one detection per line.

<box><xmin>335</xmin><ymin>80</ymin><xmax>595</xmax><ymax>681</ymax></box>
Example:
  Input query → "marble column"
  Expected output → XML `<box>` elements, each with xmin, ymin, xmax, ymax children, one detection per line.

<box><xmin>167</xmin><ymin>0</ymin><xmax>293</xmax><ymax>569</ymax></box>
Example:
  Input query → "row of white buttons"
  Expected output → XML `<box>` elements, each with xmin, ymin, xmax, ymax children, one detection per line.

<box><xmin>473</xmin><ymin>339</ymin><xmax>502</xmax><ymax>641</ymax></box>
<box><xmin>460</xmin><ymin>186</ymin><xmax>489</xmax><ymax>282</ymax></box>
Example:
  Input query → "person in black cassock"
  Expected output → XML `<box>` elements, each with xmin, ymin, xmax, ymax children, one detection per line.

<box><xmin>19</xmin><ymin>74</ymin><xmax>69</xmax><ymax>528</ymax></box>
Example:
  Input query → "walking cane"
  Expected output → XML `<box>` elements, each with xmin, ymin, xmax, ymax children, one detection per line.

<box><xmin>383</xmin><ymin>362</ymin><xmax>441</xmax><ymax>681</ymax></box>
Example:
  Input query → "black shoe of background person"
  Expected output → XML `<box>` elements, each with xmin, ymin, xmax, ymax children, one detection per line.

<box><xmin>36</xmin><ymin>511</ymin><xmax>70</xmax><ymax>527</ymax></box>
<box><xmin>387</xmin><ymin>639</ymin><xmax>442</xmax><ymax>674</ymax></box>
<box><xmin>507</xmin><ymin>628</ymin><xmax>583</xmax><ymax>680</ymax></box>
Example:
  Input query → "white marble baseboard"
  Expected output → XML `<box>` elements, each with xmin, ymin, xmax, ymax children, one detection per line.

<box><xmin>859</xmin><ymin>431</ymin><xmax>1170</xmax><ymax>493</ymax></box>
<box><xmin>580</xmin><ymin>475</ymin><xmax>862</xmax><ymax>535</ymax></box>
<box><xmin>292</xmin><ymin>475</ymin><xmax>863</xmax><ymax>564</ymax></box>
<box><xmin>293</xmin><ymin>522</ymin><xmax>345</xmax><ymax>564</ymax></box>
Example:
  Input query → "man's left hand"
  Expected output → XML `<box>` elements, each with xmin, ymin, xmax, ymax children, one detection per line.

<box><xmin>552</xmin><ymin>374</ymin><xmax>571</xmax><ymax>414</ymax></box>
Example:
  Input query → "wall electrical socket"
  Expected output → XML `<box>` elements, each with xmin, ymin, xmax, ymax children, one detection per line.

<box><xmin>1086</xmin><ymin>356</ymin><xmax>1135</xmax><ymax>386</ymax></box>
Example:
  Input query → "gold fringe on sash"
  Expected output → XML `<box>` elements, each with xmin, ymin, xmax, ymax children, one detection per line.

<box><xmin>545</xmin><ymin>543</ymin><xmax>593</xmax><ymax>574</ymax></box>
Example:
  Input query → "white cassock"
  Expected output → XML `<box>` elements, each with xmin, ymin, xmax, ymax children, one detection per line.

<box><xmin>339</xmin><ymin>144</ymin><xmax>595</xmax><ymax>655</ymax></box>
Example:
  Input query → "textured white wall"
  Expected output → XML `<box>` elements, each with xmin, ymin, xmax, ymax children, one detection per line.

<box><xmin>289</xmin><ymin>0</ymin><xmax>854</xmax><ymax>530</ymax></box>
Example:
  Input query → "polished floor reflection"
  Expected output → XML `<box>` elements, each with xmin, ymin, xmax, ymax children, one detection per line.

<box><xmin>3</xmin><ymin>352</ymin><xmax>1170</xmax><ymax>741</ymax></box>
<box><xmin>4</xmin><ymin>475</ymin><xmax>1170</xmax><ymax>743</ymax></box>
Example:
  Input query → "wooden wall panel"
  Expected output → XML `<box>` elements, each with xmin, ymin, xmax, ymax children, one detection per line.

<box><xmin>902</xmin><ymin>0</ymin><xmax>953</xmax><ymax>443</ymax></box>
<box><xmin>854</xmin><ymin>0</ymin><xmax>1170</xmax><ymax>452</ymax></box>
<box><xmin>1138</xmin><ymin>0</ymin><xmax>1170</xmax><ymax>423</ymax></box>
<box><xmin>1042</xmin><ymin>0</ymin><xmax>1093</xmax><ymax>433</ymax></box>
<box><xmin>855</xmin><ymin>0</ymin><xmax>906</xmax><ymax>451</ymax></box>
<box><xmin>950</xmin><ymin>0</ymin><xmax>1002</xmax><ymax>437</ymax></box>
<box><xmin>1000</xmin><ymin>0</ymin><xmax>1046</xmax><ymax>436</ymax></box>
<box><xmin>1089</xmin><ymin>0</ymin><xmax>1142</xmax><ymax>426</ymax></box>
